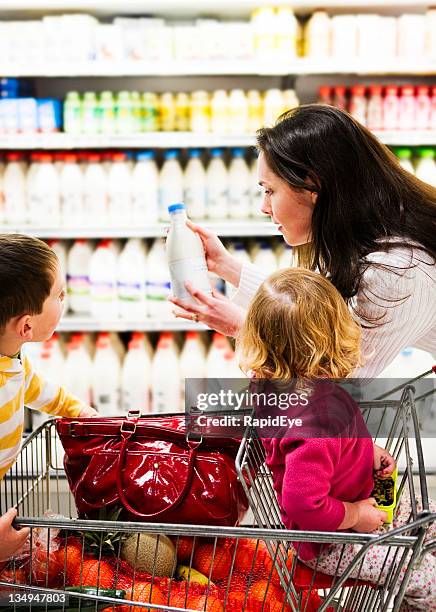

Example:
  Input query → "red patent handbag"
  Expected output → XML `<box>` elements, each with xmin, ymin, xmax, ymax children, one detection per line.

<box><xmin>56</xmin><ymin>412</ymin><xmax>248</xmax><ymax>526</ymax></box>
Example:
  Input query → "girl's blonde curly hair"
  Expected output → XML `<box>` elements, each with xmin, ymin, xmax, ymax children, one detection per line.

<box><xmin>237</xmin><ymin>268</ymin><xmax>361</xmax><ymax>379</ymax></box>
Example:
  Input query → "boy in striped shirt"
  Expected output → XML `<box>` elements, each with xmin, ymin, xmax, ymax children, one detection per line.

<box><xmin>0</xmin><ymin>234</ymin><xmax>97</xmax><ymax>561</ymax></box>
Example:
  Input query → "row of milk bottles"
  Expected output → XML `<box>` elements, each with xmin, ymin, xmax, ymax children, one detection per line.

<box><xmin>28</xmin><ymin>330</ymin><xmax>242</xmax><ymax>426</ymax></box>
<box><xmin>54</xmin><ymin>237</ymin><xmax>290</xmax><ymax>319</ymax></box>
<box><xmin>0</xmin><ymin>148</ymin><xmax>262</xmax><ymax>226</ymax></box>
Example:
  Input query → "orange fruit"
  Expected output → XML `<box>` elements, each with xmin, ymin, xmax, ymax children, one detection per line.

<box><xmin>247</xmin><ymin>579</ymin><xmax>288</xmax><ymax>612</ymax></box>
<box><xmin>174</xmin><ymin>536</ymin><xmax>195</xmax><ymax>563</ymax></box>
<box><xmin>119</xmin><ymin>581</ymin><xmax>165</xmax><ymax>612</ymax></box>
<box><xmin>225</xmin><ymin>591</ymin><xmax>248</xmax><ymax>610</ymax></box>
<box><xmin>193</xmin><ymin>544</ymin><xmax>232</xmax><ymax>582</ymax></box>
<box><xmin>233</xmin><ymin>539</ymin><xmax>270</xmax><ymax>577</ymax></box>
<box><xmin>264</xmin><ymin>549</ymin><xmax>294</xmax><ymax>587</ymax></box>
<box><xmin>68</xmin><ymin>558</ymin><xmax>114</xmax><ymax>589</ymax></box>
<box><xmin>188</xmin><ymin>595</ymin><xmax>224</xmax><ymax>611</ymax></box>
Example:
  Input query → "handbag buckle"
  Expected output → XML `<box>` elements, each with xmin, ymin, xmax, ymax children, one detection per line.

<box><xmin>66</xmin><ymin>421</ymin><xmax>82</xmax><ymax>435</ymax></box>
<box><xmin>121</xmin><ymin>420</ymin><xmax>137</xmax><ymax>435</ymax></box>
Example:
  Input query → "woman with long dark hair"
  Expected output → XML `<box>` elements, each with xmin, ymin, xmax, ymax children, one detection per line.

<box><xmin>170</xmin><ymin>105</ymin><xmax>436</xmax><ymax>377</ymax></box>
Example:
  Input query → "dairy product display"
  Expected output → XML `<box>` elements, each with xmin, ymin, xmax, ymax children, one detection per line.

<box><xmin>0</xmin><ymin>148</ymin><xmax>270</xmax><ymax>227</ymax></box>
<box><xmin>319</xmin><ymin>84</ymin><xmax>436</xmax><ymax>131</ymax></box>
<box><xmin>62</xmin><ymin>88</ymin><xmax>299</xmax><ymax>135</ymax></box>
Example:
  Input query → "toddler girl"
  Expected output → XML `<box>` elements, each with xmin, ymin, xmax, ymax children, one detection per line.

<box><xmin>237</xmin><ymin>267</ymin><xmax>435</xmax><ymax>610</ymax></box>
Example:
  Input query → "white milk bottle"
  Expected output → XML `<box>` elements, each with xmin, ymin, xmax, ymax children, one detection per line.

<box><xmin>206</xmin><ymin>148</ymin><xmax>228</xmax><ymax>219</ymax></box>
<box><xmin>67</xmin><ymin>239</ymin><xmax>92</xmax><ymax>314</ymax></box>
<box><xmin>151</xmin><ymin>332</ymin><xmax>180</xmax><ymax>413</ymax></box>
<box><xmin>38</xmin><ymin>333</ymin><xmax>65</xmax><ymax>384</ymax></box>
<box><xmin>28</xmin><ymin>153</ymin><xmax>60</xmax><ymax>227</ymax></box>
<box><xmin>166</xmin><ymin>203</ymin><xmax>211</xmax><ymax>304</ymax></box>
<box><xmin>226</xmin><ymin>241</ymin><xmax>252</xmax><ymax>298</ymax></box>
<box><xmin>415</xmin><ymin>148</ymin><xmax>436</xmax><ymax>186</ymax></box>
<box><xmin>184</xmin><ymin>149</ymin><xmax>206</xmax><ymax>219</ymax></box>
<box><xmin>179</xmin><ymin>331</ymin><xmax>206</xmax><ymax>410</ymax></box>
<box><xmin>108</xmin><ymin>152</ymin><xmax>132</xmax><ymax>227</ymax></box>
<box><xmin>396</xmin><ymin>148</ymin><xmax>415</xmax><ymax>175</ymax></box>
<box><xmin>206</xmin><ymin>333</ymin><xmax>231</xmax><ymax>378</ymax></box>
<box><xmin>146</xmin><ymin>238</ymin><xmax>173</xmax><ymax>319</ymax></box>
<box><xmin>60</xmin><ymin>152</ymin><xmax>84</xmax><ymax>227</ymax></box>
<box><xmin>252</xmin><ymin>240</ymin><xmax>278</xmax><ymax>273</ymax></box>
<box><xmin>4</xmin><ymin>152</ymin><xmax>27</xmax><ymax>225</ymax></box>
<box><xmin>228</xmin><ymin>148</ymin><xmax>250</xmax><ymax>219</ymax></box>
<box><xmin>83</xmin><ymin>152</ymin><xmax>108</xmax><ymax>227</ymax></box>
<box><xmin>159</xmin><ymin>149</ymin><xmax>183</xmax><ymax>222</ymax></box>
<box><xmin>228</xmin><ymin>89</ymin><xmax>249</xmax><ymax>134</ymax></box>
<box><xmin>63</xmin><ymin>334</ymin><xmax>92</xmax><ymax>404</ymax></box>
<box><xmin>48</xmin><ymin>239</ymin><xmax>68</xmax><ymax>276</ymax></box>
<box><xmin>263</xmin><ymin>89</ymin><xmax>285</xmax><ymax>126</ymax></box>
<box><xmin>89</xmin><ymin>239</ymin><xmax>118</xmax><ymax>319</ymax></box>
<box><xmin>305</xmin><ymin>10</ymin><xmax>330</xmax><ymax>58</ymax></box>
<box><xmin>210</xmin><ymin>90</ymin><xmax>229</xmax><ymax>133</ymax></box>
<box><xmin>91</xmin><ymin>332</ymin><xmax>122</xmax><ymax>415</ymax></box>
<box><xmin>250</xmin><ymin>156</ymin><xmax>264</xmax><ymax>219</ymax></box>
<box><xmin>275</xmin><ymin>7</ymin><xmax>298</xmax><ymax>60</ymax></box>
<box><xmin>121</xmin><ymin>332</ymin><xmax>151</xmax><ymax>414</ymax></box>
<box><xmin>132</xmin><ymin>151</ymin><xmax>159</xmax><ymax>225</ymax></box>
<box><xmin>117</xmin><ymin>238</ymin><xmax>147</xmax><ymax>319</ymax></box>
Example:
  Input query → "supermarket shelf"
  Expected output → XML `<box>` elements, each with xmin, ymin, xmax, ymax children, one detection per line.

<box><xmin>0</xmin><ymin>221</ymin><xmax>279</xmax><ymax>238</ymax></box>
<box><xmin>57</xmin><ymin>316</ymin><xmax>206</xmax><ymax>332</ymax></box>
<box><xmin>1</xmin><ymin>0</ymin><xmax>431</xmax><ymax>18</ymax></box>
<box><xmin>0</xmin><ymin>132</ymin><xmax>256</xmax><ymax>150</ymax></box>
<box><xmin>0</xmin><ymin>131</ymin><xmax>435</xmax><ymax>150</ymax></box>
<box><xmin>2</xmin><ymin>59</ymin><xmax>436</xmax><ymax>77</ymax></box>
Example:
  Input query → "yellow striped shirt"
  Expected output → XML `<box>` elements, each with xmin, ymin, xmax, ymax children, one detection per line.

<box><xmin>0</xmin><ymin>354</ymin><xmax>83</xmax><ymax>480</ymax></box>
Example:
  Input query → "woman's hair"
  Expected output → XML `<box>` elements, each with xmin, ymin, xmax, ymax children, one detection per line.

<box><xmin>238</xmin><ymin>268</ymin><xmax>361</xmax><ymax>379</ymax></box>
<box><xmin>256</xmin><ymin>105</ymin><xmax>436</xmax><ymax>322</ymax></box>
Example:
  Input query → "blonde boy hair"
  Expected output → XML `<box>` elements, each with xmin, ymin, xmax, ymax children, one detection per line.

<box><xmin>238</xmin><ymin>268</ymin><xmax>361</xmax><ymax>379</ymax></box>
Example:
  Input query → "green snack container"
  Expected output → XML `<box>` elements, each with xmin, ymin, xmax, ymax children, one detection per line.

<box><xmin>372</xmin><ymin>466</ymin><xmax>398</xmax><ymax>524</ymax></box>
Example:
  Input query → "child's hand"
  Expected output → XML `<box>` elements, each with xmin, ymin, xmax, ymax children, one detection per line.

<box><xmin>353</xmin><ymin>498</ymin><xmax>388</xmax><ymax>533</ymax></box>
<box><xmin>0</xmin><ymin>508</ymin><xmax>30</xmax><ymax>562</ymax></box>
<box><xmin>374</xmin><ymin>444</ymin><xmax>396</xmax><ymax>477</ymax></box>
<box><xmin>79</xmin><ymin>406</ymin><xmax>99</xmax><ymax>417</ymax></box>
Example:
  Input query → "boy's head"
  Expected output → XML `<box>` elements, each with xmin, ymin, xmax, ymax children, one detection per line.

<box><xmin>238</xmin><ymin>268</ymin><xmax>361</xmax><ymax>379</ymax></box>
<box><xmin>0</xmin><ymin>234</ymin><xmax>65</xmax><ymax>348</ymax></box>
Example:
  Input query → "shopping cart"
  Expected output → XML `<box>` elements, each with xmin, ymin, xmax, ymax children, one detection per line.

<box><xmin>0</xmin><ymin>378</ymin><xmax>434</xmax><ymax>611</ymax></box>
<box><xmin>235</xmin><ymin>382</ymin><xmax>436</xmax><ymax>612</ymax></box>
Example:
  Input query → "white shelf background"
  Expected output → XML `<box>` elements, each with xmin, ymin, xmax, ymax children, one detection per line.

<box><xmin>57</xmin><ymin>316</ymin><xmax>205</xmax><ymax>332</ymax></box>
<box><xmin>0</xmin><ymin>221</ymin><xmax>279</xmax><ymax>239</ymax></box>
<box><xmin>1</xmin><ymin>59</ymin><xmax>436</xmax><ymax>78</ymax></box>
<box><xmin>1</xmin><ymin>0</ymin><xmax>431</xmax><ymax>17</ymax></box>
<box><xmin>0</xmin><ymin>131</ymin><xmax>435</xmax><ymax>150</ymax></box>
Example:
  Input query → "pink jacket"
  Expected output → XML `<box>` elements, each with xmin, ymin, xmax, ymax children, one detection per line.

<box><xmin>258</xmin><ymin>381</ymin><xmax>374</xmax><ymax>560</ymax></box>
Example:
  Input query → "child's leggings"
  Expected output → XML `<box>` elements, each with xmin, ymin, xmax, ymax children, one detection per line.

<box><xmin>303</xmin><ymin>495</ymin><xmax>436</xmax><ymax>610</ymax></box>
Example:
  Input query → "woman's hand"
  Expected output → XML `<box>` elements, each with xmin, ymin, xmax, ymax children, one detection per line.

<box><xmin>186</xmin><ymin>221</ymin><xmax>242</xmax><ymax>286</ymax></box>
<box><xmin>373</xmin><ymin>444</ymin><xmax>396</xmax><ymax>477</ymax></box>
<box><xmin>169</xmin><ymin>283</ymin><xmax>246</xmax><ymax>337</ymax></box>
<box><xmin>353</xmin><ymin>498</ymin><xmax>388</xmax><ymax>532</ymax></box>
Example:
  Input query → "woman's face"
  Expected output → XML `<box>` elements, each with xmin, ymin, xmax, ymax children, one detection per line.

<box><xmin>257</xmin><ymin>152</ymin><xmax>316</xmax><ymax>246</ymax></box>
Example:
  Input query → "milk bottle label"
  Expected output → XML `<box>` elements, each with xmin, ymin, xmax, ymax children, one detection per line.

<box><xmin>91</xmin><ymin>282</ymin><xmax>117</xmax><ymax>301</ymax></box>
<box><xmin>169</xmin><ymin>257</ymin><xmax>211</xmax><ymax>301</ymax></box>
<box><xmin>67</xmin><ymin>274</ymin><xmax>90</xmax><ymax>296</ymax></box>
<box><xmin>146</xmin><ymin>280</ymin><xmax>171</xmax><ymax>301</ymax></box>
<box><xmin>118</xmin><ymin>281</ymin><xmax>142</xmax><ymax>303</ymax></box>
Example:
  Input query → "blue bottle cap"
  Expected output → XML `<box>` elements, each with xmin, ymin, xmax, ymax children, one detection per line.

<box><xmin>164</xmin><ymin>149</ymin><xmax>179</xmax><ymax>160</ymax></box>
<box><xmin>210</xmin><ymin>148</ymin><xmax>224</xmax><ymax>157</ymax></box>
<box><xmin>189</xmin><ymin>149</ymin><xmax>201</xmax><ymax>158</ymax></box>
<box><xmin>168</xmin><ymin>203</ymin><xmax>186</xmax><ymax>213</ymax></box>
<box><xmin>136</xmin><ymin>151</ymin><xmax>155</xmax><ymax>161</ymax></box>
<box><xmin>232</xmin><ymin>148</ymin><xmax>244</xmax><ymax>157</ymax></box>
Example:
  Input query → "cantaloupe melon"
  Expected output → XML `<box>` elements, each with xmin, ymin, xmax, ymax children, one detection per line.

<box><xmin>121</xmin><ymin>533</ymin><xmax>177</xmax><ymax>577</ymax></box>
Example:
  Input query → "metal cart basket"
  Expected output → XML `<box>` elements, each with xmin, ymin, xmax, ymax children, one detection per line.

<box><xmin>0</xmin><ymin>381</ymin><xmax>434</xmax><ymax>612</ymax></box>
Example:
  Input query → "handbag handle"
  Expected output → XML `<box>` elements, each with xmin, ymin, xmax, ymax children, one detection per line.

<box><xmin>115</xmin><ymin>414</ymin><xmax>201</xmax><ymax>519</ymax></box>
